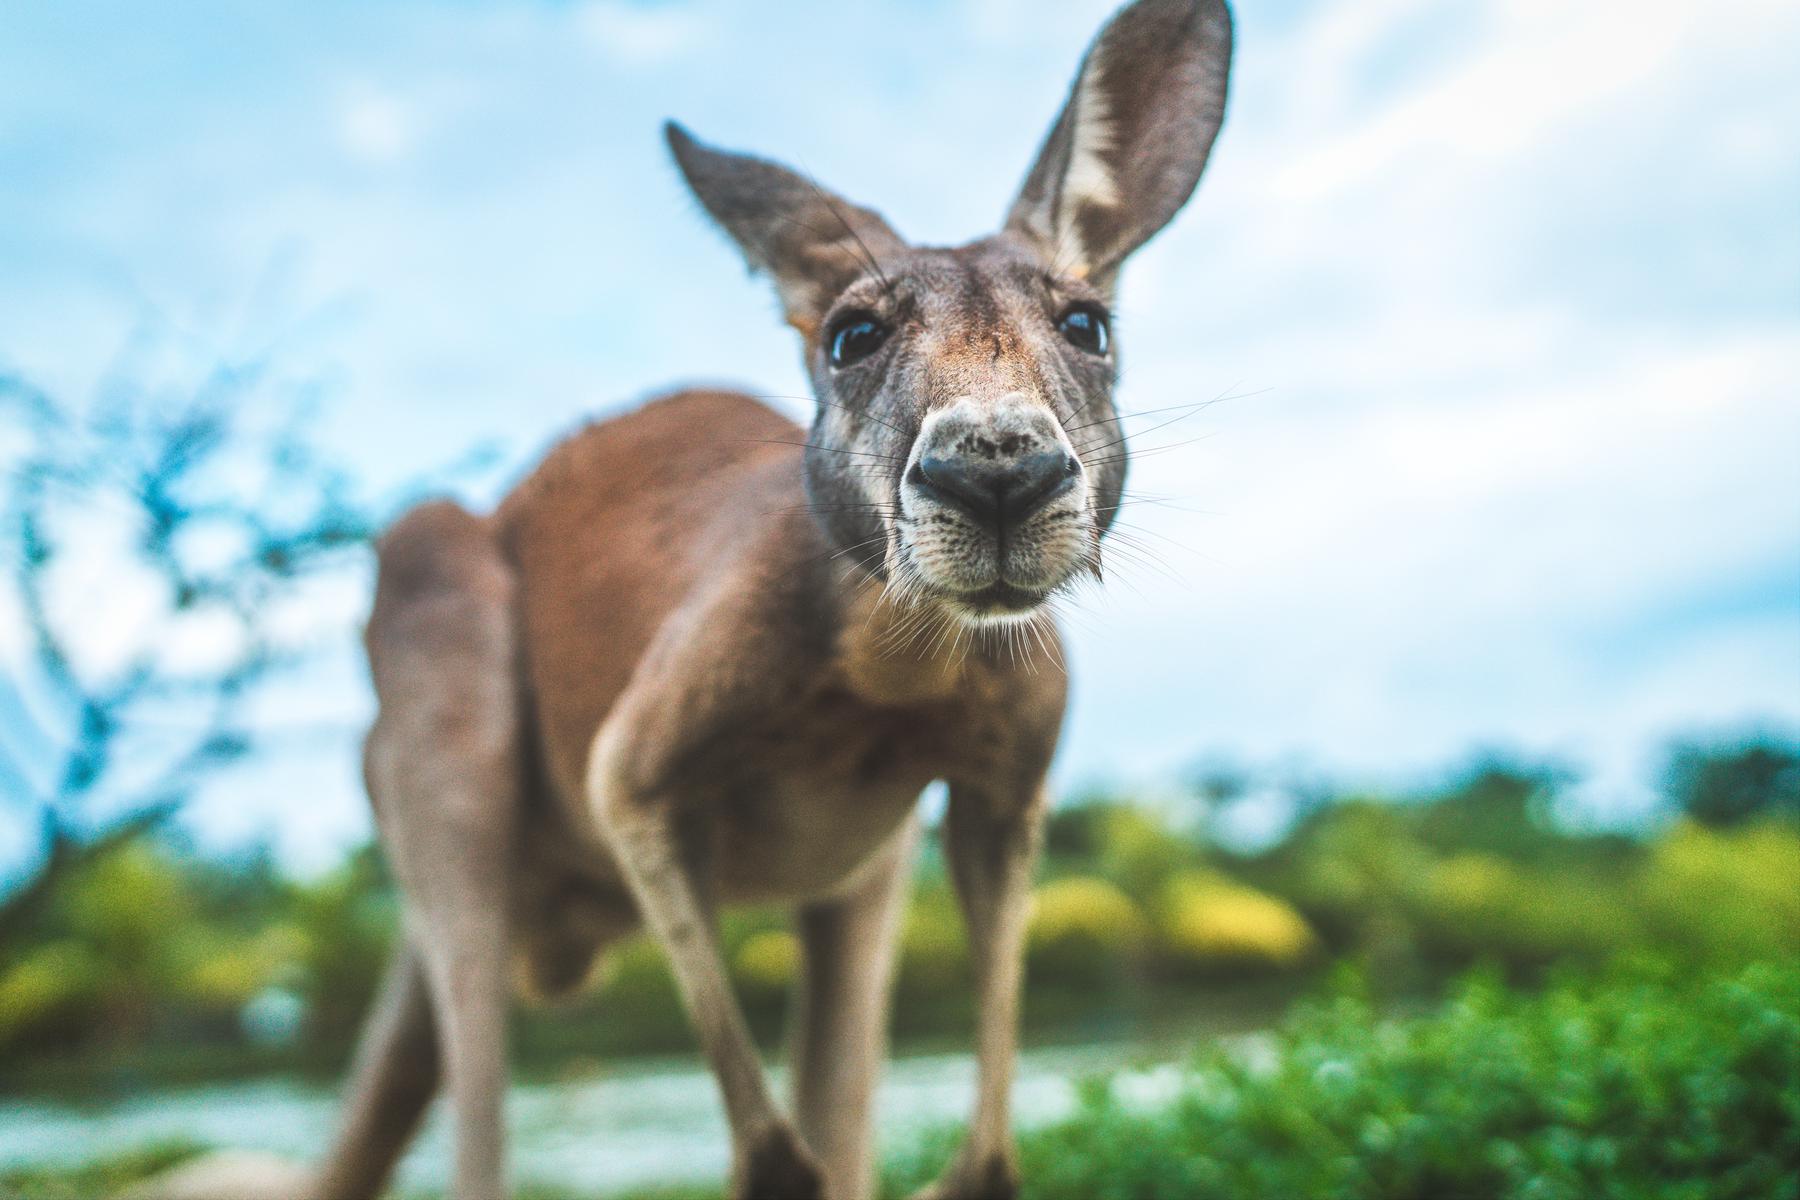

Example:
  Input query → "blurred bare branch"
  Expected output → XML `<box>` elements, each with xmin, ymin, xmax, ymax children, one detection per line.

<box><xmin>0</xmin><ymin>359</ymin><xmax>376</xmax><ymax>944</ymax></box>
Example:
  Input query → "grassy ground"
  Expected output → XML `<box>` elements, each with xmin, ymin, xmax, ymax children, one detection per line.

<box><xmin>8</xmin><ymin>960</ymin><xmax>1795</xmax><ymax>1200</ymax></box>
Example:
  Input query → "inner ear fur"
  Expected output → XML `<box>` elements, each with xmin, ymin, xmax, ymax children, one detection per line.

<box><xmin>1004</xmin><ymin>0</ymin><xmax>1232</xmax><ymax>289</ymax></box>
<box><xmin>666</xmin><ymin>121</ymin><xmax>905</xmax><ymax>336</ymax></box>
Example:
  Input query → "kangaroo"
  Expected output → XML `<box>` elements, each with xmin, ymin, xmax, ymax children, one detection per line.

<box><xmin>136</xmin><ymin>3</ymin><xmax>1231</xmax><ymax>1198</ymax></box>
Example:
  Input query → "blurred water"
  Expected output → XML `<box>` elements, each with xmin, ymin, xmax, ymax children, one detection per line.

<box><xmin>0</xmin><ymin>1040</ymin><xmax>1216</xmax><ymax>1193</ymax></box>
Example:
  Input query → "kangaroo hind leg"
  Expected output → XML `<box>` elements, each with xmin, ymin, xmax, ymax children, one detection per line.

<box><xmin>363</xmin><ymin>499</ymin><xmax>524</xmax><ymax>1200</ymax></box>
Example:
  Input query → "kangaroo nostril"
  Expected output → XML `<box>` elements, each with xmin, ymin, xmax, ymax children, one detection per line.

<box><xmin>1005</xmin><ymin>449</ymin><xmax>1077</xmax><ymax>520</ymax></box>
<box><xmin>915</xmin><ymin>454</ymin><xmax>998</xmax><ymax>525</ymax></box>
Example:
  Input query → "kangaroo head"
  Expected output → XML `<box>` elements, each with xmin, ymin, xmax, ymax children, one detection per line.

<box><xmin>670</xmin><ymin>0</ymin><xmax>1232</xmax><ymax>625</ymax></box>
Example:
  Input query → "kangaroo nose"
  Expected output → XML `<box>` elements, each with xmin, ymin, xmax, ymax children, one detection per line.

<box><xmin>914</xmin><ymin>448</ymin><xmax>1078</xmax><ymax>534</ymax></box>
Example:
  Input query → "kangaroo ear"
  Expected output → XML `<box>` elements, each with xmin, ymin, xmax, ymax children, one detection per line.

<box><xmin>666</xmin><ymin>122</ymin><xmax>905</xmax><ymax>336</ymax></box>
<box><xmin>1004</xmin><ymin>0</ymin><xmax>1232</xmax><ymax>290</ymax></box>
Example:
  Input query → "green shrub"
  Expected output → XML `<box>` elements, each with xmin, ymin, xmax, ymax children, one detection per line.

<box><xmin>596</xmin><ymin>934</ymin><xmax>680</xmax><ymax>1006</ymax></box>
<box><xmin>0</xmin><ymin>941</ymin><xmax>107</xmax><ymax>1051</ymax></box>
<box><xmin>52</xmin><ymin>842</ymin><xmax>198</xmax><ymax>1036</ymax></box>
<box><xmin>1092</xmin><ymin>806</ymin><xmax>1199</xmax><ymax>900</ymax></box>
<box><xmin>1027</xmin><ymin>877</ymin><xmax>1148</xmax><ymax>988</ymax></box>
<box><xmin>1634</xmin><ymin>820</ymin><xmax>1800</xmax><ymax>964</ymax></box>
<box><xmin>284</xmin><ymin>849</ymin><xmax>398</xmax><ymax>1044</ymax></box>
<box><xmin>886</xmin><ymin>960</ymin><xmax>1800</xmax><ymax>1200</ymax></box>
<box><xmin>1270</xmin><ymin>800</ymin><xmax>1434</xmax><ymax>972</ymax></box>
<box><xmin>733</xmin><ymin>930</ymin><xmax>801</xmax><ymax>1002</ymax></box>
<box><xmin>58</xmin><ymin>843</ymin><xmax>196</xmax><ymax>964</ymax></box>
<box><xmin>1413</xmin><ymin>854</ymin><xmax>1638</xmax><ymax>973</ymax></box>
<box><xmin>1664</xmin><ymin>735</ymin><xmax>1800</xmax><ymax>828</ymax></box>
<box><xmin>897</xmin><ymin>885</ymin><xmax>971</xmax><ymax>999</ymax></box>
<box><xmin>172</xmin><ymin>932</ymin><xmax>279</xmax><ymax>1013</ymax></box>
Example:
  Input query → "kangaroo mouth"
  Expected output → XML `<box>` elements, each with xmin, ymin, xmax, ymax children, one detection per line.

<box><xmin>942</xmin><ymin>580</ymin><xmax>1049</xmax><ymax>619</ymax></box>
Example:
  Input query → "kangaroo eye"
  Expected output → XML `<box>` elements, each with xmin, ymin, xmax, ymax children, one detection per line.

<box><xmin>827</xmin><ymin>315</ymin><xmax>890</xmax><ymax>368</ymax></box>
<box><xmin>1057</xmin><ymin>305</ymin><xmax>1110</xmax><ymax>356</ymax></box>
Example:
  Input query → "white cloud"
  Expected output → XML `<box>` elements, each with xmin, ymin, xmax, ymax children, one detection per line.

<box><xmin>574</xmin><ymin>1</ymin><xmax>709</xmax><ymax>63</ymax></box>
<box><xmin>337</xmin><ymin>84</ymin><xmax>417</xmax><ymax>163</ymax></box>
<box><xmin>1272</xmin><ymin>0</ymin><xmax>1700</xmax><ymax>202</ymax></box>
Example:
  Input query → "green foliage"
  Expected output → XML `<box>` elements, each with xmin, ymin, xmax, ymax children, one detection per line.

<box><xmin>0</xmin><ymin>840</ymin><xmax>400</xmax><ymax>1068</ymax></box>
<box><xmin>0</xmin><ymin>940</ymin><xmax>106</xmax><ymax>1050</ymax></box>
<box><xmin>1634</xmin><ymin>820</ymin><xmax>1800</xmax><ymax>964</ymax></box>
<box><xmin>586</xmin><ymin>934</ymin><xmax>691</xmax><ymax>1050</ymax></box>
<box><xmin>58</xmin><ymin>842</ymin><xmax>197</xmax><ymax>1034</ymax></box>
<box><xmin>1414</xmin><ymin>853</ymin><xmax>1637</xmax><ymax>970</ymax></box>
<box><xmin>1250</xmin><ymin>799</ymin><xmax>1431</xmax><ymax>981</ymax></box>
<box><xmin>281</xmin><ymin>847</ymin><xmax>398</xmax><ymax>1044</ymax></box>
<box><xmin>1027</xmin><ymin>877</ymin><xmax>1148</xmax><ymax>988</ymax></box>
<box><xmin>896</xmin><ymin>883</ymin><xmax>972</xmax><ymax>1001</ymax></box>
<box><xmin>1091</xmin><ymin>806</ymin><xmax>1201</xmax><ymax>900</ymax></box>
<box><xmin>1665</xmin><ymin>735</ymin><xmax>1800</xmax><ymax>828</ymax></box>
<box><xmin>733</xmin><ymin>930</ymin><xmax>801</xmax><ymax>1002</ymax></box>
<box><xmin>565</xmin><ymin>909</ymin><xmax>799</xmax><ymax>1053</ymax></box>
<box><xmin>886</xmin><ymin>962</ymin><xmax>1800</xmax><ymax>1200</ymax></box>
<box><xmin>0</xmin><ymin>843</ymin><xmax>205</xmax><ymax>1049</ymax></box>
<box><xmin>59</xmin><ymin>842</ymin><xmax>196</xmax><ymax>957</ymax></box>
<box><xmin>1239</xmin><ymin>781</ymin><xmax>1800</xmax><ymax>988</ymax></box>
<box><xmin>49</xmin><ymin>965</ymin><xmax>1800</xmax><ymax>1200</ymax></box>
<box><xmin>1410</xmin><ymin>761</ymin><xmax>1564</xmax><ymax>860</ymax></box>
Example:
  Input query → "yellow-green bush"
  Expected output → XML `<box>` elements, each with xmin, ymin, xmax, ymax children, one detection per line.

<box><xmin>733</xmin><ymin>930</ymin><xmax>800</xmax><ymax>1000</ymax></box>
<box><xmin>589</xmin><ymin>934</ymin><xmax>690</xmax><ymax>1046</ymax></box>
<box><xmin>897</xmin><ymin>887</ymin><xmax>970</xmax><ymax>1000</ymax></box>
<box><xmin>59</xmin><ymin>843</ymin><xmax>195</xmax><ymax>990</ymax></box>
<box><xmin>0</xmin><ymin>941</ymin><xmax>107</xmax><ymax>1050</ymax></box>
<box><xmin>1416</xmin><ymin>853</ymin><xmax>1636</xmax><ymax>970</ymax></box>
<box><xmin>597</xmin><ymin>935</ymin><xmax>677</xmax><ymax>1004</ymax></box>
<box><xmin>1425</xmin><ymin>852</ymin><xmax>1514</xmax><ymax>913</ymax></box>
<box><xmin>1635</xmin><ymin>820</ymin><xmax>1800</xmax><ymax>963</ymax></box>
<box><xmin>175</xmin><ymin>935</ymin><xmax>281</xmax><ymax>1012</ymax></box>
<box><xmin>1157</xmin><ymin>870</ymin><xmax>1317</xmax><ymax>974</ymax></box>
<box><xmin>1279</xmin><ymin>801</ymin><xmax>1436</xmax><ymax>958</ymax></box>
<box><xmin>283</xmin><ymin>862</ymin><xmax>395</xmax><ymax>1041</ymax></box>
<box><xmin>162</xmin><ymin>920</ymin><xmax>309</xmax><ymax>1018</ymax></box>
<box><xmin>1092</xmin><ymin>807</ymin><xmax>1197</xmax><ymax>901</ymax></box>
<box><xmin>1026</xmin><ymin>877</ymin><xmax>1148</xmax><ymax>987</ymax></box>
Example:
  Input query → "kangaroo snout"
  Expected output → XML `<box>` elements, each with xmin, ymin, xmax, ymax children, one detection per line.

<box><xmin>908</xmin><ymin>397</ymin><xmax>1081</xmax><ymax>535</ymax></box>
<box><xmin>898</xmin><ymin>396</ymin><xmax>1093</xmax><ymax>615</ymax></box>
<box><xmin>912</xmin><ymin>446</ymin><xmax>1077</xmax><ymax>537</ymax></box>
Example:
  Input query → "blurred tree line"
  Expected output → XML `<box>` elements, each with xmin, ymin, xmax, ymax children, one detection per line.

<box><xmin>2</xmin><ymin>734</ymin><xmax>1794</xmax><ymax>1089</ymax></box>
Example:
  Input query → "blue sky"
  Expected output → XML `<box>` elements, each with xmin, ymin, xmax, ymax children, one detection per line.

<box><xmin>2</xmin><ymin>0</ymin><xmax>1797</xmax><ymax>868</ymax></box>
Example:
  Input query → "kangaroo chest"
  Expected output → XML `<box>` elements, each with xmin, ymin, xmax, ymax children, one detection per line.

<box><xmin>699</xmin><ymin>684</ymin><xmax>1000</xmax><ymax>903</ymax></box>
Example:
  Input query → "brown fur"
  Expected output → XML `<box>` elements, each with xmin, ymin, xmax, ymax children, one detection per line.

<box><xmin>493</xmin><ymin>390</ymin><xmax>1066</xmax><ymax>994</ymax></box>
